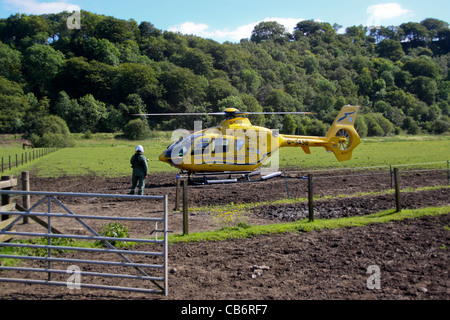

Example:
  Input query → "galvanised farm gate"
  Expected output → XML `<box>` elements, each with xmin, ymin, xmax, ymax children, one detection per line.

<box><xmin>0</xmin><ymin>189</ymin><xmax>169</xmax><ymax>296</ymax></box>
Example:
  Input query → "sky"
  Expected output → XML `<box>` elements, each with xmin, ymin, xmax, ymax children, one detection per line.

<box><xmin>1</xmin><ymin>0</ymin><xmax>449</xmax><ymax>43</ymax></box>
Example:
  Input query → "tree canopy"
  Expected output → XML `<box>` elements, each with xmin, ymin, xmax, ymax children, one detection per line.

<box><xmin>0</xmin><ymin>11</ymin><xmax>449</xmax><ymax>137</ymax></box>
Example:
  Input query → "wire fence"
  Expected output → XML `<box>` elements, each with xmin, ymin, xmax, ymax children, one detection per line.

<box><xmin>0</xmin><ymin>148</ymin><xmax>59</xmax><ymax>173</ymax></box>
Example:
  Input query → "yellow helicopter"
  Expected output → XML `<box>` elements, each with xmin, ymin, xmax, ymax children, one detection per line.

<box><xmin>140</xmin><ymin>105</ymin><xmax>360</xmax><ymax>183</ymax></box>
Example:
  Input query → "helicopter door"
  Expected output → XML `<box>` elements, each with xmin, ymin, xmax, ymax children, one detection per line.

<box><xmin>191</xmin><ymin>138</ymin><xmax>212</xmax><ymax>164</ymax></box>
<box><xmin>211</xmin><ymin>138</ymin><xmax>229</xmax><ymax>165</ymax></box>
<box><xmin>234</xmin><ymin>138</ymin><xmax>245</xmax><ymax>165</ymax></box>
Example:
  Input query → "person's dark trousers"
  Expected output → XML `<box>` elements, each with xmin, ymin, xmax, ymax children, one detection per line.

<box><xmin>130</xmin><ymin>174</ymin><xmax>145</xmax><ymax>195</ymax></box>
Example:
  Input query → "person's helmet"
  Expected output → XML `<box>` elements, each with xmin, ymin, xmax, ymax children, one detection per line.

<box><xmin>135</xmin><ymin>145</ymin><xmax>144</xmax><ymax>153</ymax></box>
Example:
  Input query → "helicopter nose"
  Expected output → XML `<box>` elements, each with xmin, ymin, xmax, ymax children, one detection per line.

<box><xmin>159</xmin><ymin>152</ymin><xmax>167</xmax><ymax>162</ymax></box>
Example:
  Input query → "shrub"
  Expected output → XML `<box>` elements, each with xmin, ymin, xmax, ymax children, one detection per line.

<box><xmin>96</xmin><ymin>222</ymin><xmax>130</xmax><ymax>247</ymax></box>
<box><xmin>33</xmin><ymin>115</ymin><xmax>70</xmax><ymax>136</ymax></box>
<box><xmin>123</xmin><ymin>119</ymin><xmax>151</xmax><ymax>140</ymax></box>
<box><xmin>30</xmin><ymin>132</ymin><xmax>75</xmax><ymax>148</ymax></box>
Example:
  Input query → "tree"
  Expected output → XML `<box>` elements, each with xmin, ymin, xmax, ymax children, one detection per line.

<box><xmin>410</xmin><ymin>76</ymin><xmax>438</xmax><ymax>104</ymax></box>
<box><xmin>77</xmin><ymin>94</ymin><xmax>108</xmax><ymax>132</ymax></box>
<box><xmin>160</xmin><ymin>66</ymin><xmax>208</xmax><ymax>112</ymax></box>
<box><xmin>0</xmin><ymin>76</ymin><xmax>30</xmax><ymax>133</ymax></box>
<box><xmin>364</xmin><ymin>114</ymin><xmax>385</xmax><ymax>136</ymax></box>
<box><xmin>376</xmin><ymin>39</ymin><xmax>404</xmax><ymax>61</ymax></box>
<box><xmin>402</xmin><ymin>116</ymin><xmax>420</xmax><ymax>134</ymax></box>
<box><xmin>31</xmin><ymin>115</ymin><xmax>70</xmax><ymax>136</ymax></box>
<box><xmin>207</xmin><ymin>78</ymin><xmax>240</xmax><ymax>111</ymax></box>
<box><xmin>400</xmin><ymin>22</ymin><xmax>430</xmax><ymax>44</ymax></box>
<box><xmin>96</xmin><ymin>16</ymin><xmax>139</xmax><ymax>43</ymax></box>
<box><xmin>251</xmin><ymin>21</ymin><xmax>289</xmax><ymax>43</ymax></box>
<box><xmin>0</xmin><ymin>42</ymin><xmax>22</xmax><ymax>82</ymax></box>
<box><xmin>403</xmin><ymin>57</ymin><xmax>440</xmax><ymax>79</ymax></box>
<box><xmin>177</xmin><ymin>48</ymin><xmax>214</xmax><ymax>77</ymax></box>
<box><xmin>124</xmin><ymin>119</ymin><xmax>151</xmax><ymax>140</ymax></box>
<box><xmin>294</xmin><ymin>20</ymin><xmax>333</xmax><ymax>38</ymax></box>
<box><xmin>54</xmin><ymin>57</ymin><xmax>116</xmax><ymax>104</ymax></box>
<box><xmin>264</xmin><ymin>89</ymin><xmax>299</xmax><ymax>113</ymax></box>
<box><xmin>56</xmin><ymin>93</ymin><xmax>107</xmax><ymax>133</ymax></box>
<box><xmin>22</xmin><ymin>43</ymin><xmax>64</xmax><ymax>97</ymax></box>
<box><xmin>241</xmin><ymin>93</ymin><xmax>265</xmax><ymax>126</ymax></box>
<box><xmin>421</xmin><ymin>18</ymin><xmax>449</xmax><ymax>39</ymax></box>
<box><xmin>282</xmin><ymin>114</ymin><xmax>297</xmax><ymax>134</ymax></box>
<box><xmin>115</xmin><ymin>63</ymin><xmax>159</xmax><ymax>102</ymax></box>
<box><xmin>81</xmin><ymin>37</ymin><xmax>121</xmax><ymax>66</ymax></box>
<box><xmin>139</xmin><ymin>21</ymin><xmax>161</xmax><ymax>38</ymax></box>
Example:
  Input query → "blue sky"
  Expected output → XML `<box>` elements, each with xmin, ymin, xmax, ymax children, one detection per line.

<box><xmin>1</xmin><ymin>0</ymin><xmax>449</xmax><ymax>43</ymax></box>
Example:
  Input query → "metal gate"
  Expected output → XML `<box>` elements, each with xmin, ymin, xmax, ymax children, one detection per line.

<box><xmin>0</xmin><ymin>190</ymin><xmax>169</xmax><ymax>295</ymax></box>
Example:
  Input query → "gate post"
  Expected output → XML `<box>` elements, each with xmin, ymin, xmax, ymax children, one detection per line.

<box><xmin>164</xmin><ymin>194</ymin><xmax>169</xmax><ymax>296</ymax></box>
<box><xmin>1</xmin><ymin>175</ymin><xmax>13</xmax><ymax>221</ymax></box>
<box><xmin>22</xmin><ymin>172</ymin><xmax>30</xmax><ymax>224</ymax></box>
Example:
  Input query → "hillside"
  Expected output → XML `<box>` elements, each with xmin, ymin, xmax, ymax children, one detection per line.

<box><xmin>0</xmin><ymin>11</ymin><xmax>449</xmax><ymax>141</ymax></box>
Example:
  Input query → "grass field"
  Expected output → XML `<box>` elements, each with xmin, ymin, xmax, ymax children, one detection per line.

<box><xmin>0</xmin><ymin>133</ymin><xmax>449</xmax><ymax>178</ymax></box>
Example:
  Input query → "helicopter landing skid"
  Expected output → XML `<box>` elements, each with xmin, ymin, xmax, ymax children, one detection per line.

<box><xmin>185</xmin><ymin>170</ymin><xmax>282</xmax><ymax>185</ymax></box>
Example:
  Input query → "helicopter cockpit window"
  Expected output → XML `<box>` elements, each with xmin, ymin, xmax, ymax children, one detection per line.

<box><xmin>167</xmin><ymin>134</ymin><xmax>202</xmax><ymax>158</ymax></box>
<box><xmin>235</xmin><ymin>139</ymin><xmax>245</xmax><ymax>152</ymax></box>
<box><xmin>192</xmin><ymin>138</ymin><xmax>212</xmax><ymax>155</ymax></box>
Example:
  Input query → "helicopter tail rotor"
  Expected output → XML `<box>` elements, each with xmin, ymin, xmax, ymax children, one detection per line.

<box><xmin>324</xmin><ymin>105</ymin><xmax>361</xmax><ymax>161</ymax></box>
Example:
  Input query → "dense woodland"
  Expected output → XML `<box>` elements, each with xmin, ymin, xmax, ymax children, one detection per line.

<box><xmin>0</xmin><ymin>11</ymin><xmax>449</xmax><ymax>145</ymax></box>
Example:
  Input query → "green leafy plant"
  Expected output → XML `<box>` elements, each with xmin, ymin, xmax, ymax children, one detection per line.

<box><xmin>96</xmin><ymin>222</ymin><xmax>130</xmax><ymax>247</ymax></box>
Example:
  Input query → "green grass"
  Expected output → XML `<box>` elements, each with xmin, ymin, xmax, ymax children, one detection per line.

<box><xmin>1</xmin><ymin>133</ymin><xmax>449</xmax><ymax>178</ymax></box>
<box><xmin>1</xmin><ymin>133</ymin><xmax>177</xmax><ymax>178</ymax></box>
<box><xmin>279</xmin><ymin>134</ymin><xmax>450</xmax><ymax>171</ymax></box>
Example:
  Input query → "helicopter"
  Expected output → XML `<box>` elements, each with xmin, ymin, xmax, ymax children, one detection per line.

<box><xmin>138</xmin><ymin>105</ymin><xmax>360</xmax><ymax>184</ymax></box>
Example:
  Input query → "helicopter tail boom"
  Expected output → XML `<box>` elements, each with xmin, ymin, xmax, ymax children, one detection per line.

<box><xmin>280</xmin><ymin>105</ymin><xmax>361</xmax><ymax>162</ymax></box>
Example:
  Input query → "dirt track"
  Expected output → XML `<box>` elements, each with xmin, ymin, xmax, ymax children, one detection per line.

<box><xmin>0</xmin><ymin>168</ymin><xmax>449</xmax><ymax>301</ymax></box>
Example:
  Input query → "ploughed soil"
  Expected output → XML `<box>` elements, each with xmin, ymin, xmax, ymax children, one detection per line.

<box><xmin>0</xmin><ymin>168</ymin><xmax>449</xmax><ymax>301</ymax></box>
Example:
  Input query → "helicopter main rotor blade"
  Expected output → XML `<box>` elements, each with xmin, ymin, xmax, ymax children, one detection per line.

<box><xmin>239</xmin><ymin>112</ymin><xmax>315</xmax><ymax>115</ymax></box>
<box><xmin>133</xmin><ymin>111</ymin><xmax>314</xmax><ymax>116</ymax></box>
<box><xmin>132</xmin><ymin>112</ymin><xmax>226</xmax><ymax>116</ymax></box>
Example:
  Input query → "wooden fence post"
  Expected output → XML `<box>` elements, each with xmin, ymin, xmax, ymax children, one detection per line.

<box><xmin>447</xmin><ymin>160</ymin><xmax>449</xmax><ymax>186</ymax></box>
<box><xmin>1</xmin><ymin>175</ymin><xmax>13</xmax><ymax>221</ymax></box>
<box><xmin>182</xmin><ymin>179</ymin><xmax>189</xmax><ymax>235</ymax></box>
<box><xmin>308</xmin><ymin>174</ymin><xmax>314</xmax><ymax>222</ymax></box>
<box><xmin>394</xmin><ymin>168</ymin><xmax>401</xmax><ymax>212</ymax></box>
<box><xmin>284</xmin><ymin>170</ymin><xmax>290</xmax><ymax>199</ymax></box>
<box><xmin>22</xmin><ymin>171</ymin><xmax>30</xmax><ymax>224</ymax></box>
<box><xmin>174</xmin><ymin>177</ymin><xmax>180</xmax><ymax>211</ymax></box>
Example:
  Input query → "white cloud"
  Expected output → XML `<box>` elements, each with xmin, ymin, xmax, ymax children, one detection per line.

<box><xmin>169</xmin><ymin>17</ymin><xmax>304</xmax><ymax>42</ymax></box>
<box><xmin>168</xmin><ymin>21</ymin><xmax>213</xmax><ymax>37</ymax></box>
<box><xmin>366</xmin><ymin>3</ymin><xmax>413</xmax><ymax>27</ymax></box>
<box><xmin>3</xmin><ymin>0</ymin><xmax>80</xmax><ymax>15</ymax></box>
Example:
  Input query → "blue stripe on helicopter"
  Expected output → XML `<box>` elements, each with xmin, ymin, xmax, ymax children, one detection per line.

<box><xmin>337</xmin><ymin>110</ymin><xmax>356</xmax><ymax>123</ymax></box>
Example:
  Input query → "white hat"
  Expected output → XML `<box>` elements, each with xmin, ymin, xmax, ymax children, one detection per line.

<box><xmin>135</xmin><ymin>145</ymin><xmax>144</xmax><ymax>153</ymax></box>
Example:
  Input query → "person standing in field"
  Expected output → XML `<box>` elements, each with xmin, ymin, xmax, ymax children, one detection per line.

<box><xmin>129</xmin><ymin>145</ymin><xmax>148</xmax><ymax>195</ymax></box>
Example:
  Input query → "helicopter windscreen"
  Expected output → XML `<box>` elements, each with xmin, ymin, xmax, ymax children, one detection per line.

<box><xmin>165</xmin><ymin>134</ymin><xmax>204</xmax><ymax>160</ymax></box>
